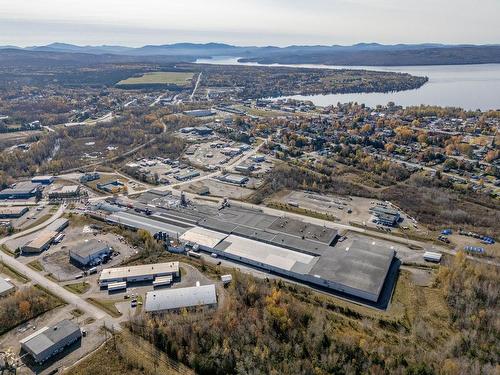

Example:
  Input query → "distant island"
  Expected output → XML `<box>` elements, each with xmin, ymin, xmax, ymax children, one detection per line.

<box><xmin>2</xmin><ymin>42</ymin><xmax>500</xmax><ymax>66</ymax></box>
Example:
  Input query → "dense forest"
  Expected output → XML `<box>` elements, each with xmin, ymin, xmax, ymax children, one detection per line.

<box><xmin>238</xmin><ymin>45</ymin><xmax>500</xmax><ymax>66</ymax></box>
<box><xmin>0</xmin><ymin>286</ymin><xmax>63</xmax><ymax>335</ymax></box>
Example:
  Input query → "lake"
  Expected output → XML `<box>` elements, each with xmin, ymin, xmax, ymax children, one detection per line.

<box><xmin>195</xmin><ymin>57</ymin><xmax>500</xmax><ymax>111</ymax></box>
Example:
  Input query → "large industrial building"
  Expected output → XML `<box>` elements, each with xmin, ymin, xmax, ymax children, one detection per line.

<box><xmin>19</xmin><ymin>218</ymin><xmax>68</xmax><ymax>254</ymax></box>
<box><xmin>183</xmin><ymin>109</ymin><xmax>216</xmax><ymax>117</ymax></box>
<box><xmin>80</xmin><ymin>172</ymin><xmax>100</xmax><ymax>183</ymax></box>
<box><xmin>0</xmin><ymin>206</ymin><xmax>28</xmax><ymax>219</ymax></box>
<box><xmin>48</xmin><ymin>185</ymin><xmax>81</xmax><ymax>199</ymax></box>
<box><xmin>0</xmin><ymin>182</ymin><xmax>42</xmax><ymax>201</ymax></box>
<box><xmin>97</xmin><ymin>180</ymin><xmax>125</xmax><ymax>193</ymax></box>
<box><xmin>69</xmin><ymin>239</ymin><xmax>111</xmax><ymax>267</ymax></box>
<box><xmin>46</xmin><ymin>218</ymin><xmax>69</xmax><ymax>232</ymax></box>
<box><xmin>370</xmin><ymin>205</ymin><xmax>401</xmax><ymax>227</ymax></box>
<box><xmin>99</xmin><ymin>262</ymin><xmax>180</xmax><ymax>289</ymax></box>
<box><xmin>31</xmin><ymin>175</ymin><xmax>54</xmax><ymax>185</ymax></box>
<box><xmin>105</xmin><ymin>199</ymin><xmax>397</xmax><ymax>303</ymax></box>
<box><xmin>21</xmin><ymin>230</ymin><xmax>58</xmax><ymax>253</ymax></box>
<box><xmin>20</xmin><ymin>319</ymin><xmax>81</xmax><ymax>364</ymax></box>
<box><xmin>144</xmin><ymin>284</ymin><xmax>217</xmax><ymax>313</ymax></box>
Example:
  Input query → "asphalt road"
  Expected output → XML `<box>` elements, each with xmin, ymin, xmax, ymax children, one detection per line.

<box><xmin>0</xmin><ymin>205</ymin><xmax>107</xmax><ymax>320</ymax></box>
<box><xmin>190</xmin><ymin>72</ymin><xmax>202</xmax><ymax>101</ymax></box>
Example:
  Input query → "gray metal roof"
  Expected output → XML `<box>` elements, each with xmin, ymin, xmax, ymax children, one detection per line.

<box><xmin>215</xmin><ymin>234</ymin><xmax>317</xmax><ymax>272</ymax></box>
<box><xmin>268</xmin><ymin>217</ymin><xmax>338</xmax><ymax>245</ymax></box>
<box><xmin>20</xmin><ymin>319</ymin><xmax>80</xmax><ymax>356</ymax></box>
<box><xmin>231</xmin><ymin>225</ymin><xmax>277</xmax><ymax>242</ymax></box>
<box><xmin>370</xmin><ymin>206</ymin><xmax>399</xmax><ymax>217</ymax></box>
<box><xmin>309</xmin><ymin>239</ymin><xmax>395</xmax><ymax>297</ymax></box>
<box><xmin>0</xmin><ymin>277</ymin><xmax>14</xmax><ymax>295</ymax></box>
<box><xmin>198</xmin><ymin>217</ymin><xmax>238</xmax><ymax>234</ymax></box>
<box><xmin>70</xmin><ymin>239</ymin><xmax>109</xmax><ymax>258</ymax></box>
<box><xmin>107</xmin><ymin>212</ymin><xmax>188</xmax><ymax>236</ymax></box>
<box><xmin>46</xmin><ymin>218</ymin><xmax>69</xmax><ymax>232</ymax></box>
<box><xmin>145</xmin><ymin>284</ymin><xmax>217</xmax><ymax>312</ymax></box>
<box><xmin>0</xmin><ymin>182</ymin><xmax>40</xmax><ymax>195</ymax></box>
<box><xmin>270</xmin><ymin>233</ymin><xmax>329</xmax><ymax>255</ymax></box>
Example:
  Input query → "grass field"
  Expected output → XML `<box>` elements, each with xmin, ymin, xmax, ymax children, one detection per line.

<box><xmin>0</xmin><ymin>261</ymin><xmax>29</xmax><ymax>283</ymax></box>
<box><xmin>117</xmin><ymin>72</ymin><xmax>194</xmax><ymax>87</ymax></box>
<box><xmin>67</xmin><ymin>332</ymin><xmax>190</xmax><ymax>375</ymax></box>
<box><xmin>86</xmin><ymin>297</ymin><xmax>122</xmax><ymax>318</ymax></box>
<box><xmin>0</xmin><ymin>244</ymin><xmax>15</xmax><ymax>257</ymax></box>
<box><xmin>70</xmin><ymin>308</ymin><xmax>84</xmax><ymax>318</ymax></box>
<box><xmin>22</xmin><ymin>213</ymin><xmax>52</xmax><ymax>230</ymax></box>
<box><xmin>64</xmin><ymin>282</ymin><xmax>90</xmax><ymax>294</ymax></box>
<box><xmin>27</xmin><ymin>260</ymin><xmax>44</xmax><ymax>272</ymax></box>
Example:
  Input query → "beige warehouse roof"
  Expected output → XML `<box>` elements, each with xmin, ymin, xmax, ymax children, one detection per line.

<box><xmin>179</xmin><ymin>227</ymin><xmax>227</xmax><ymax>249</ymax></box>
<box><xmin>99</xmin><ymin>262</ymin><xmax>179</xmax><ymax>282</ymax></box>
<box><xmin>24</xmin><ymin>230</ymin><xmax>58</xmax><ymax>249</ymax></box>
<box><xmin>221</xmin><ymin>234</ymin><xmax>316</xmax><ymax>272</ymax></box>
<box><xmin>0</xmin><ymin>206</ymin><xmax>27</xmax><ymax>214</ymax></box>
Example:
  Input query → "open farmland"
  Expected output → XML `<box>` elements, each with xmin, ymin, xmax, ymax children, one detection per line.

<box><xmin>117</xmin><ymin>71</ymin><xmax>195</xmax><ymax>88</ymax></box>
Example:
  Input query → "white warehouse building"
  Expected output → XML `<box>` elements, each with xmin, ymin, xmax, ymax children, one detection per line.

<box><xmin>145</xmin><ymin>284</ymin><xmax>217</xmax><ymax>313</ymax></box>
<box><xmin>99</xmin><ymin>262</ymin><xmax>180</xmax><ymax>288</ymax></box>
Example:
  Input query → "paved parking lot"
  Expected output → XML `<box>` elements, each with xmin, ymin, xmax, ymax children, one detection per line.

<box><xmin>0</xmin><ymin>303</ymin><xmax>107</xmax><ymax>375</ymax></box>
<box><xmin>6</xmin><ymin>223</ymin><xmax>138</xmax><ymax>281</ymax></box>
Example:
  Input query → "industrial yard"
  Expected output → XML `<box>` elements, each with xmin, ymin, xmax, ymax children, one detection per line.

<box><xmin>103</xmin><ymin>192</ymin><xmax>402</xmax><ymax>305</ymax></box>
<box><xmin>0</xmin><ymin>169</ymin><xmax>495</xmax><ymax>374</ymax></box>
<box><xmin>0</xmin><ymin>15</ymin><xmax>497</xmax><ymax>373</ymax></box>
<box><xmin>0</xmin><ymin>135</ymin><xmax>496</xmax><ymax>374</ymax></box>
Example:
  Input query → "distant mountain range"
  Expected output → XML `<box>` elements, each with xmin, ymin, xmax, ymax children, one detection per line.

<box><xmin>1</xmin><ymin>42</ymin><xmax>500</xmax><ymax>66</ymax></box>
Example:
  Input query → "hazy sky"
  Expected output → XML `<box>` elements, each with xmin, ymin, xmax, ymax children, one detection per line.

<box><xmin>2</xmin><ymin>0</ymin><xmax>499</xmax><ymax>46</ymax></box>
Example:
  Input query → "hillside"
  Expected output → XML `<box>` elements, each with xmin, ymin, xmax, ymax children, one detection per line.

<box><xmin>2</xmin><ymin>43</ymin><xmax>500</xmax><ymax>66</ymax></box>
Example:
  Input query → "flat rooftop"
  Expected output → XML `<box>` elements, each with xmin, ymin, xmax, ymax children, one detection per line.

<box><xmin>179</xmin><ymin>227</ymin><xmax>227</xmax><ymax>249</ymax></box>
<box><xmin>162</xmin><ymin>205</ymin><xmax>338</xmax><ymax>250</ymax></box>
<box><xmin>107</xmin><ymin>211</ymin><xmax>188</xmax><ymax>236</ymax></box>
<box><xmin>52</xmin><ymin>185</ymin><xmax>80</xmax><ymax>194</ymax></box>
<box><xmin>103</xmin><ymin>199</ymin><xmax>395</xmax><ymax>302</ymax></box>
<box><xmin>215</xmin><ymin>234</ymin><xmax>318</xmax><ymax>273</ymax></box>
<box><xmin>0</xmin><ymin>277</ymin><xmax>14</xmax><ymax>295</ymax></box>
<box><xmin>99</xmin><ymin>262</ymin><xmax>179</xmax><ymax>282</ymax></box>
<box><xmin>268</xmin><ymin>217</ymin><xmax>338</xmax><ymax>245</ymax></box>
<box><xmin>0</xmin><ymin>206</ymin><xmax>27</xmax><ymax>215</ymax></box>
<box><xmin>0</xmin><ymin>182</ymin><xmax>40</xmax><ymax>195</ymax></box>
<box><xmin>70</xmin><ymin>239</ymin><xmax>109</xmax><ymax>258</ymax></box>
<box><xmin>198</xmin><ymin>217</ymin><xmax>239</xmax><ymax>234</ymax></box>
<box><xmin>309</xmin><ymin>239</ymin><xmax>395</xmax><ymax>297</ymax></box>
<box><xmin>24</xmin><ymin>230</ymin><xmax>57</xmax><ymax>249</ymax></box>
<box><xmin>46</xmin><ymin>218</ymin><xmax>69</xmax><ymax>232</ymax></box>
<box><xmin>370</xmin><ymin>206</ymin><xmax>399</xmax><ymax>216</ymax></box>
<box><xmin>20</xmin><ymin>319</ymin><xmax>80</xmax><ymax>356</ymax></box>
<box><xmin>145</xmin><ymin>284</ymin><xmax>217</xmax><ymax>312</ymax></box>
<box><xmin>135</xmin><ymin>190</ymin><xmax>171</xmax><ymax>205</ymax></box>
